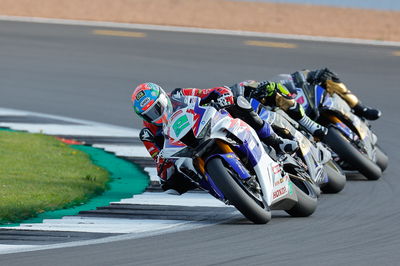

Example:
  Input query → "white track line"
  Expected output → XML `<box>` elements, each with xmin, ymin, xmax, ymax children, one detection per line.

<box><xmin>1</xmin><ymin>15</ymin><xmax>400</xmax><ymax>47</ymax></box>
<box><xmin>144</xmin><ymin>167</ymin><xmax>159</xmax><ymax>183</ymax></box>
<box><xmin>0</xmin><ymin>107</ymin><xmax>141</xmax><ymax>136</ymax></box>
<box><xmin>92</xmin><ymin>144</ymin><xmax>150</xmax><ymax>157</ymax></box>
<box><xmin>0</xmin><ymin>123</ymin><xmax>138</xmax><ymax>137</ymax></box>
<box><xmin>0</xmin><ymin>245</ymin><xmax>38</xmax><ymax>253</ymax></box>
<box><xmin>116</xmin><ymin>192</ymin><xmax>229</xmax><ymax>207</ymax></box>
<box><xmin>9</xmin><ymin>217</ymin><xmax>203</xmax><ymax>234</ymax></box>
<box><xmin>4</xmin><ymin>193</ymin><xmax>234</xmax><ymax>234</ymax></box>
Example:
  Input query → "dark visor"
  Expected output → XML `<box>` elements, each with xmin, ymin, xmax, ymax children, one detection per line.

<box><xmin>140</xmin><ymin>99</ymin><xmax>165</xmax><ymax>123</ymax></box>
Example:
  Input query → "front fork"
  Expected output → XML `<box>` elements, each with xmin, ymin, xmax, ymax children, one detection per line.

<box><xmin>194</xmin><ymin>139</ymin><xmax>235</xmax><ymax>175</ymax></box>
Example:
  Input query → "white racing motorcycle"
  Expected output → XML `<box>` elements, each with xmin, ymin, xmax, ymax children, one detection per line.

<box><xmin>160</xmin><ymin>96</ymin><xmax>319</xmax><ymax>224</ymax></box>
<box><xmin>249</xmin><ymin>98</ymin><xmax>346</xmax><ymax>194</ymax></box>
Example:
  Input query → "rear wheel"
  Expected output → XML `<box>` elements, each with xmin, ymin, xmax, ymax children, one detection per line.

<box><xmin>323</xmin><ymin>127</ymin><xmax>382</xmax><ymax>180</ymax></box>
<box><xmin>321</xmin><ymin>160</ymin><xmax>346</xmax><ymax>194</ymax></box>
<box><xmin>206</xmin><ymin>157</ymin><xmax>271</xmax><ymax>224</ymax></box>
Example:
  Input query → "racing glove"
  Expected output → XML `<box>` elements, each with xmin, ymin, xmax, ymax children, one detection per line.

<box><xmin>156</xmin><ymin>156</ymin><xmax>175</xmax><ymax>183</ymax></box>
<box><xmin>200</xmin><ymin>87</ymin><xmax>234</xmax><ymax>109</ymax></box>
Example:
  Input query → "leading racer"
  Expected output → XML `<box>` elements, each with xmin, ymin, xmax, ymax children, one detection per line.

<box><xmin>131</xmin><ymin>82</ymin><xmax>298</xmax><ymax>194</ymax></box>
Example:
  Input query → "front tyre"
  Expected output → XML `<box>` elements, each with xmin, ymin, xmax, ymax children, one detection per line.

<box><xmin>321</xmin><ymin>160</ymin><xmax>346</xmax><ymax>194</ymax></box>
<box><xmin>323</xmin><ymin>127</ymin><xmax>382</xmax><ymax>180</ymax></box>
<box><xmin>206</xmin><ymin>157</ymin><xmax>271</xmax><ymax>224</ymax></box>
<box><xmin>285</xmin><ymin>178</ymin><xmax>318</xmax><ymax>217</ymax></box>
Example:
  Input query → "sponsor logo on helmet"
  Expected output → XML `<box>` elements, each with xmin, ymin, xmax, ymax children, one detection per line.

<box><xmin>140</xmin><ymin>97</ymin><xmax>151</xmax><ymax>107</ymax></box>
<box><xmin>136</xmin><ymin>91</ymin><xmax>145</xmax><ymax>100</ymax></box>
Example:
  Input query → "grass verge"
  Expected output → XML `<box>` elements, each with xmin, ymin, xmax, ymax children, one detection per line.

<box><xmin>0</xmin><ymin>130</ymin><xmax>109</xmax><ymax>224</ymax></box>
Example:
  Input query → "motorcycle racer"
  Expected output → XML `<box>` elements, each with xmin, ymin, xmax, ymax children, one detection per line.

<box><xmin>132</xmin><ymin>82</ymin><xmax>298</xmax><ymax>194</ymax></box>
<box><xmin>229</xmin><ymin>80</ymin><xmax>328</xmax><ymax>139</ymax></box>
<box><xmin>295</xmin><ymin>68</ymin><xmax>381</xmax><ymax>120</ymax></box>
<box><xmin>229</xmin><ymin>68</ymin><xmax>381</xmax><ymax>140</ymax></box>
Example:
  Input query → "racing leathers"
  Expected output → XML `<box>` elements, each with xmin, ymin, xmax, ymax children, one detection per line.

<box><xmin>295</xmin><ymin>68</ymin><xmax>381</xmax><ymax>120</ymax></box>
<box><xmin>230</xmin><ymin>80</ymin><xmax>328</xmax><ymax>139</ymax></box>
<box><xmin>139</xmin><ymin>87</ymin><xmax>298</xmax><ymax>194</ymax></box>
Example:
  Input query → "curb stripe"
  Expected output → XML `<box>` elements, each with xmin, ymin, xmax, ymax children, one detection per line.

<box><xmin>92</xmin><ymin>144</ymin><xmax>150</xmax><ymax>157</ymax></box>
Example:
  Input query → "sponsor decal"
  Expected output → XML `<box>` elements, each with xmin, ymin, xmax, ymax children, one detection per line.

<box><xmin>139</xmin><ymin>128</ymin><xmax>154</xmax><ymax>142</ymax></box>
<box><xmin>136</xmin><ymin>91</ymin><xmax>145</xmax><ymax>100</ymax></box>
<box><xmin>272</xmin><ymin>164</ymin><xmax>281</xmax><ymax>174</ymax></box>
<box><xmin>172</xmin><ymin>115</ymin><xmax>190</xmax><ymax>137</ymax></box>
<box><xmin>274</xmin><ymin>176</ymin><xmax>287</xmax><ymax>186</ymax></box>
<box><xmin>288</xmin><ymin>180</ymin><xmax>294</xmax><ymax>195</ymax></box>
<box><xmin>273</xmin><ymin>187</ymin><xmax>287</xmax><ymax>200</ymax></box>
<box><xmin>140</xmin><ymin>97</ymin><xmax>150</xmax><ymax>107</ymax></box>
<box><xmin>169</xmin><ymin>109</ymin><xmax>183</xmax><ymax>122</ymax></box>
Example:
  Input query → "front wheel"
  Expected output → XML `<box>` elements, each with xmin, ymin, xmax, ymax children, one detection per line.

<box><xmin>323</xmin><ymin>127</ymin><xmax>382</xmax><ymax>180</ymax></box>
<box><xmin>206</xmin><ymin>157</ymin><xmax>271</xmax><ymax>224</ymax></box>
<box><xmin>321</xmin><ymin>160</ymin><xmax>346</xmax><ymax>194</ymax></box>
<box><xmin>285</xmin><ymin>178</ymin><xmax>318</xmax><ymax>217</ymax></box>
<box><xmin>283</xmin><ymin>166</ymin><xmax>318</xmax><ymax>217</ymax></box>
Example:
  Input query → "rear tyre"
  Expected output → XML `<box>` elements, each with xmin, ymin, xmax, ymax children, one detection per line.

<box><xmin>320</xmin><ymin>160</ymin><xmax>346</xmax><ymax>194</ymax></box>
<box><xmin>285</xmin><ymin>179</ymin><xmax>318</xmax><ymax>217</ymax></box>
<box><xmin>375</xmin><ymin>146</ymin><xmax>389</xmax><ymax>172</ymax></box>
<box><xmin>206</xmin><ymin>157</ymin><xmax>271</xmax><ymax>224</ymax></box>
<box><xmin>323</xmin><ymin>127</ymin><xmax>382</xmax><ymax>180</ymax></box>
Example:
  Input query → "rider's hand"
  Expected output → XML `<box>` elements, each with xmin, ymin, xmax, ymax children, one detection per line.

<box><xmin>216</xmin><ymin>91</ymin><xmax>234</xmax><ymax>108</ymax></box>
<box><xmin>200</xmin><ymin>87</ymin><xmax>234</xmax><ymax>109</ymax></box>
<box><xmin>156</xmin><ymin>157</ymin><xmax>175</xmax><ymax>182</ymax></box>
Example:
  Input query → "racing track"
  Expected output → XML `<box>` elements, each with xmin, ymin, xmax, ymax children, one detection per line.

<box><xmin>0</xmin><ymin>20</ymin><xmax>400</xmax><ymax>265</ymax></box>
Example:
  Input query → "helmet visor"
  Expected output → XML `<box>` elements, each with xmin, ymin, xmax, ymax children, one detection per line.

<box><xmin>140</xmin><ymin>93</ymin><xmax>171</xmax><ymax>124</ymax></box>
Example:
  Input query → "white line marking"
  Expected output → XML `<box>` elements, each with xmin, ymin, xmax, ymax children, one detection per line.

<box><xmin>0</xmin><ymin>107</ymin><xmax>141</xmax><ymax>136</ymax></box>
<box><xmin>144</xmin><ymin>167</ymin><xmax>159</xmax><ymax>182</ymax></box>
<box><xmin>0</xmin><ymin>217</ymin><xmax>236</xmax><ymax>255</ymax></box>
<box><xmin>0</xmin><ymin>245</ymin><xmax>39</xmax><ymax>253</ymax></box>
<box><xmin>9</xmin><ymin>218</ymin><xmax>202</xmax><ymax>234</ymax></box>
<box><xmin>0</xmin><ymin>123</ymin><xmax>138</xmax><ymax>137</ymax></box>
<box><xmin>117</xmin><ymin>192</ymin><xmax>230</xmax><ymax>207</ymax></box>
<box><xmin>1</xmin><ymin>15</ymin><xmax>400</xmax><ymax>47</ymax></box>
<box><xmin>93</xmin><ymin>144</ymin><xmax>150</xmax><ymax>157</ymax></box>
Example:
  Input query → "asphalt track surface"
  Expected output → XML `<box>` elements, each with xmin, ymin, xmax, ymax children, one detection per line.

<box><xmin>1</xmin><ymin>21</ymin><xmax>400</xmax><ymax>265</ymax></box>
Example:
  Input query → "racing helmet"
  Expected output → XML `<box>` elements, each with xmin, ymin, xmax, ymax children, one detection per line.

<box><xmin>131</xmin><ymin>82</ymin><xmax>172</xmax><ymax>125</ymax></box>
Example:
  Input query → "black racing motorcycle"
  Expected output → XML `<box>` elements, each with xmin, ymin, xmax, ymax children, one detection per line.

<box><xmin>279</xmin><ymin>73</ymin><xmax>388</xmax><ymax>180</ymax></box>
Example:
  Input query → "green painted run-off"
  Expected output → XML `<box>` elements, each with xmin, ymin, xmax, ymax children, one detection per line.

<box><xmin>4</xmin><ymin>144</ymin><xmax>149</xmax><ymax>226</ymax></box>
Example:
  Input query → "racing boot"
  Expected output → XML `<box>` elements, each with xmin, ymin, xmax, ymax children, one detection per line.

<box><xmin>258</xmin><ymin>123</ymin><xmax>299</xmax><ymax>154</ymax></box>
<box><xmin>287</xmin><ymin>102</ymin><xmax>327</xmax><ymax>140</ymax></box>
<box><xmin>353</xmin><ymin>102</ymin><xmax>381</xmax><ymax>120</ymax></box>
<box><xmin>298</xmin><ymin>115</ymin><xmax>328</xmax><ymax>140</ymax></box>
